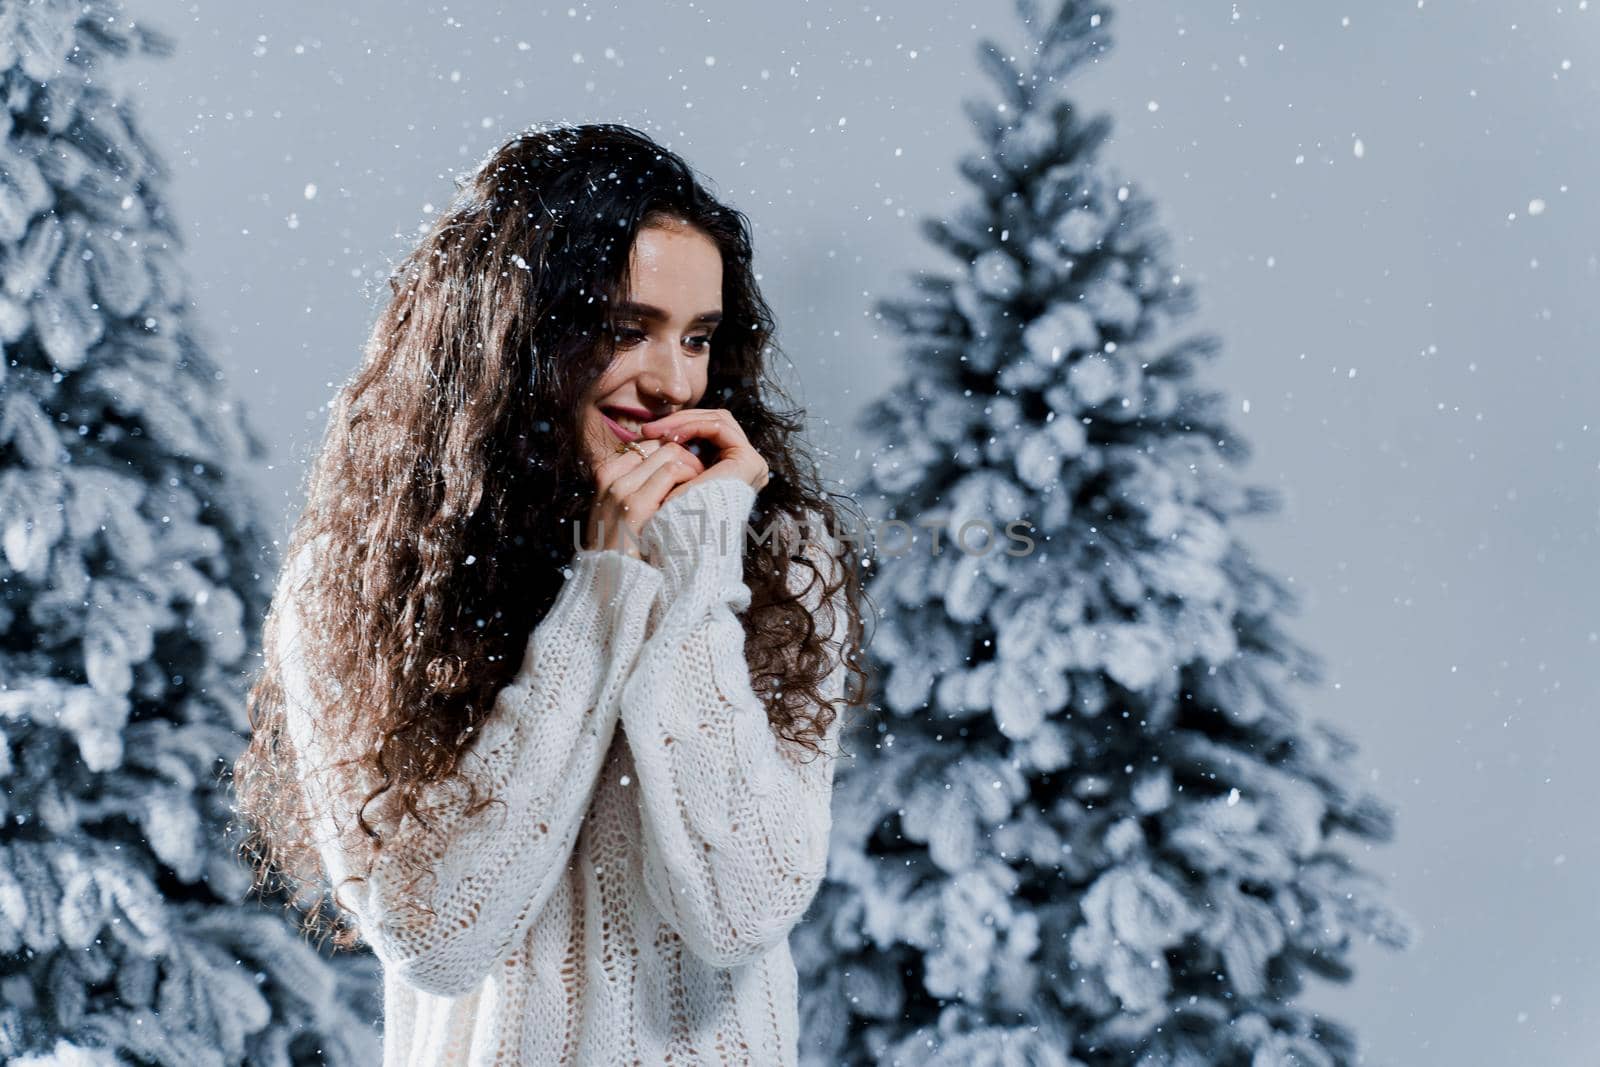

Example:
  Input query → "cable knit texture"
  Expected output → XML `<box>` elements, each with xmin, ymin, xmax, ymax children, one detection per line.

<box><xmin>275</xmin><ymin>476</ymin><xmax>848</xmax><ymax>1066</ymax></box>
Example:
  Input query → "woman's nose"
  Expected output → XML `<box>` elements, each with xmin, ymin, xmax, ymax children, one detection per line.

<box><xmin>637</xmin><ymin>343</ymin><xmax>695</xmax><ymax>404</ymax></box>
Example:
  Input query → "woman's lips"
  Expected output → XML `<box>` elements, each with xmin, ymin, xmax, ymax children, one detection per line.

<box><xmin>601</xmin><ymin>410</ymin><xmax>644</xmax><ymax>443</ymax></box>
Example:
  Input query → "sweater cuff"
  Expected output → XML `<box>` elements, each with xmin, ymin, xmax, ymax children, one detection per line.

<box><xmin>561</xmin><ymin>547</ymin><xmax>664</xmax><ymax>650</ymax></box>
<box><xmin>637</xmin><ymin>477</ymin><xmax>758</xmax><ymax>607</ymax></box>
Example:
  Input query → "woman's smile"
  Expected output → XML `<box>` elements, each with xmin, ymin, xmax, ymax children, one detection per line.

<box><xmin>600</xmin><ymin>407</ymin><xmax>646</xmax><ymax>443</ymax></box>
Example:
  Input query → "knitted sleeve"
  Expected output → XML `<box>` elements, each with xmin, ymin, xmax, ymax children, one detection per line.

<box><xmin>276</xmin><ymin>543</ymin><xmax>664</xmax><ymax>998</ymax></box>
<box><xmin>620</xmin><ymin>476</ymin><xmax>850</xmax><ymax>968</ymax></box>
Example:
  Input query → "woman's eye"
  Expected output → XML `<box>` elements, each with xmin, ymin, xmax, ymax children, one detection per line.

<box><xmin>613</xmin><ymin>327</ymin><xmax>712</xmax><ymax>352</ymax></box>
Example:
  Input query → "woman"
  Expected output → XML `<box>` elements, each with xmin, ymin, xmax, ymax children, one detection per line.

<box><xmin>232</xmin><ymin>122</ymin><xmax>869</xmax><ymax>1065</ymax></box>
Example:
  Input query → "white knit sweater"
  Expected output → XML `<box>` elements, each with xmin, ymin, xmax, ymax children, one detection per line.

<box><xmin>274</xmin><ymin>476</ymin><xmax>848</xmax><ymax>1066</ymax></box>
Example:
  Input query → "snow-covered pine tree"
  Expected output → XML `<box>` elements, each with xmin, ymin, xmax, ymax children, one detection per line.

<box><xmin>795</xmin><ymin>3</ymin><xmax>1417</xmax><ymax>1064</ymax></box>
<box><xmin>0</xmin><ymin>2</ymin><xmax>379</xmax><ymax>1063</ymax></box>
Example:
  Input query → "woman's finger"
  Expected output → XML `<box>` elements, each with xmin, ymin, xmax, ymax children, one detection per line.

<box><xmin>635</xmin><ymin>457</ymin><xmax>702</xmax><ymax>514</ymax></box>
<box><xmin>604</xmin><ymin>441</ymin><xmax>703</xmax><ymax>503</ymax></box>
<box><xmin>641</xmin><ymin>408</ymin><xmax>768</xmax><ymax>494</ymax></box>
<box><xmin>642</xmin><ymin>408</ymin><xmax>743</xmax><ymax>444</ymax></box>
<box><xmin>590</xmin><ymin>439</ymin><xmax>658</xmax><ymax>498</ymax></box>
<box><xmin>584</xmin><ymin>440</ymin><xmax>706</xmax><ymax>553</ymax></box>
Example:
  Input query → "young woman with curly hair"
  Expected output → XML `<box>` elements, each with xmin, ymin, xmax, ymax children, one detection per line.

<box><xmin>231</xmin><ymin>121</ymin><xmax>869</xmax><ymax>1066</ymax></box>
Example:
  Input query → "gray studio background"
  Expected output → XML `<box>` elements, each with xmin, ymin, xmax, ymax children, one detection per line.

<box><xmin>125</xmin><ymin>3</ymin><xmax>1600</xmax><ymax>1064</ymax></box>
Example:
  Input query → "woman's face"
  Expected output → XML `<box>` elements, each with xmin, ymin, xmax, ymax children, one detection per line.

<box><xmin>578</xmin><ymin>221</ymin><xmax>723</xmax><ymax>473</ymax></box>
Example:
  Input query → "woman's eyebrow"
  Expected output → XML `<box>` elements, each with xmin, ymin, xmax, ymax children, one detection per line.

<box><xmin>617</xmin><ymin>300</ymin><xmax>722</xmax><ymax>326</ymax></box>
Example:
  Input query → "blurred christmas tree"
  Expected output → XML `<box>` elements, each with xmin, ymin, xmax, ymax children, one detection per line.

<box><xmin>0</xmin><ymin>1</ymin><xmax>379</xmax><ymax>1063</ymax></box>
<box><xmin>795</xmin><ymin>2</ymin><xmax>1416</xmax><ymax>1064</ymax></box>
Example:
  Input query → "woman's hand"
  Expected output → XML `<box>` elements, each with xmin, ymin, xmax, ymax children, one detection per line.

<box><xmin>637</xmin><ymin>407</ymin><xmax>770</xmax><ymax>503</ymax></box>
<box><xmin>584</xmin><ymin>438</ymin><xmax>707</xmax><ymax>560</ymax></box>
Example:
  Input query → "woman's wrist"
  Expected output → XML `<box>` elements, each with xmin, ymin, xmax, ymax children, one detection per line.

<box><xmin>597</xmin><ymin>528</ymin><xmax>644</xmax><ymax>561</ymax></box>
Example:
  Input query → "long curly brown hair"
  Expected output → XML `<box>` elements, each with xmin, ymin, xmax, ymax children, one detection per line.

<box><xmin>231</xmin><ymin>122</ymin><xmax>871</xmax><ymax>950</ymax></box>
